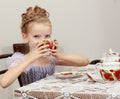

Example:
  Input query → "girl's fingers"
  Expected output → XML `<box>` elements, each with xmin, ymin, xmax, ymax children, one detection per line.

<box><xmin>54</xmin><ymin>39</ymin><xmax>58</xmax><ymax>44</ymax></box>
<box><xmin>36</xmin><ymin>43</ymin><xmax>44</xmax><ymax>48</ymax></box>
<box><xmin>39</xmin><ymin>49</ymin><xmax>51</xmax><ymax>57</ymax></box>
<box><xmin>51</xmin><ymin>49</ymin><xmax>57</xmax><ymax>53</ymax></box>
<box><xmin>42</xmin><ymin>52</ymin><xmax>51</xmax><ymax>57</ymax></box>
<box><xmin>39</xmin><ymin>48</ymin><xmax>51</xmax><ymax>54</ymax></box>
<box><xmin>53</xmin><ymin>40</ymin><xmax>58</xmax><ymax>49</ymax></box>
<box><xmin>37</xmin><ymin>44</ymin><xmax>49</xmax><ymax>50</ymax></box>
<box><xmin>32</xmin><ymin>45</ymin><xmax>51</xmax><ymax>54</ymax></box>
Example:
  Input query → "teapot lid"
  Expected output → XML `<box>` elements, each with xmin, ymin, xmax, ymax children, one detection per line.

<box><xmin>103</xmin><ymin>48</ymin><xmax>119</xmax><ymax>57</ymax></box>
<box><xmin>101</xmin><ymin>48</ymin><xmax>120</xmax><ymax>63</ymax></box>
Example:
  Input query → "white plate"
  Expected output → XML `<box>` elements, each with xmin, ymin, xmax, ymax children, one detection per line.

<box><xmin>54</xmin><ymin>71</ymin><xmax>82</xmax><ymax>79</ymax></box>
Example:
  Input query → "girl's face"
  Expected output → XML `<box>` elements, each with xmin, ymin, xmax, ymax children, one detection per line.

<box><xmin>22</xmin><ymin>22</ymin><xmax>52</xmax><ymax>50</ymax></box>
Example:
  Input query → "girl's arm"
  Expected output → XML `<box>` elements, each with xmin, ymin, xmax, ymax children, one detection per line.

<box><xmin>54</xmin><ymin>53</ymin><xmax>89</xmax><ymax>66</ymax></box>
<box><xmin>51</xmin><ymin>40</ymin><xmax>89</xmax><ymax>66</ymax></box>
<box><xmin>0</xmin><ymin>57</ymin><xmax>33</xmax><ymax>88</ymax></box>
<box><xmin>0</xmin><ymin>44</ymin><xmax>50</xmax><ymax>88</ymax></box>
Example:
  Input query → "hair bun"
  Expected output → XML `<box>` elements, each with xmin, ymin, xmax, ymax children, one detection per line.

<box><xmin>21</xmin><ymin>5</ymin><xmax>51</xmax><ymax>33</ymax></box>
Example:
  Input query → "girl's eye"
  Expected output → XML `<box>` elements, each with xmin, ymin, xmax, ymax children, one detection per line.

<box><xmin>34</xmin><ymin>35</ymin><xmax>39</xmax><ymax>38</ymax></box>
<box><xmin>45</xmin><ymin>35</ymin><xmax>50</xmax><ymax>38</ymax></box>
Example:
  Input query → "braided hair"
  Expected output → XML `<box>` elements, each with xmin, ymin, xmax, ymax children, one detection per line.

<box><xmin>21</xmin><ymin>5</ymin><xmax>51</xmax><ymax>33</ymax></box>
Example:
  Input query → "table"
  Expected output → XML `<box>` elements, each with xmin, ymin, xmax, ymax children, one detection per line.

<box><xmin>14</xmin><ymin>65</ymin><xmax>120</xmax><ymax>99</ymax></box>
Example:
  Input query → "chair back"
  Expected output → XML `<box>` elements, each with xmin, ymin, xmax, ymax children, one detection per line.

<box><xmin>90</xmin><ymin>59</ymin><xmax>101</xmax><ymax>64</ymax></box>
<box><xmin>13</xmin><ymin>43</ymin><xmax>29</xmax><ymax>54</ymax></box>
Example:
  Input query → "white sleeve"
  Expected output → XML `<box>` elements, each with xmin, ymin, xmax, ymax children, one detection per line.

<box><xmin>7</xmin><ymin>52</ymin><xmax>25</xmax><ymax>68</ymax></box>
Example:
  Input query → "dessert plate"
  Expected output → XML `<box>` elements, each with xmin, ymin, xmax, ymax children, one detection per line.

<box><xmin>54</xmin><ymin>71</ymin><xmax>82</xmax><ymax>79</ymax></box>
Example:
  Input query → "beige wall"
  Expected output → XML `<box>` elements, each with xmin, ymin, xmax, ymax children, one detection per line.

<box><xmin>0</xmin><ymin>0</ymin><xmax>120</xmax><ymax>99</ymax></box>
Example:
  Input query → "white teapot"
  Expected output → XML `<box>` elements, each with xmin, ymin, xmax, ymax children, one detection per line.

<box><xmin>96</xmin><ymin>48</ymin><xmax>120</xmax><ymax>81</ymax></box>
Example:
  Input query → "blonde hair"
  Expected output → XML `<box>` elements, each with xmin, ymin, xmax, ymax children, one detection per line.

<box><xmin>21</xmin><ymin>5</ymin><xmax>51</xmax><ymax>33</ymax></box>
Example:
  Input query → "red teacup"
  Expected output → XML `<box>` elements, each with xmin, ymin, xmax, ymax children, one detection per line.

<box><xmin>38</xmin><ymin>39</ymin><xmax>53</xmax><ymax>49</ymax></box>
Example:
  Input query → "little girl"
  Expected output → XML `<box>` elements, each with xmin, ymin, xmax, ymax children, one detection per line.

<box><xmin>0</xmin><ymin>5</ymin><xmax>89</xmax><ymax>88</ymax></box>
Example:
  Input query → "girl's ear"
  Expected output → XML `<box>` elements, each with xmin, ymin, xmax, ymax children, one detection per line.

<box><xmin>22</xmin><ymin>33</ymin><xmax>28</xmax><ymax>43</ymax></box>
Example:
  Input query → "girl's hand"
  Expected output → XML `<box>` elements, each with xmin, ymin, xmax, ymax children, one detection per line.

<box><xmin>51</xmin><ymin>40</ymin><xmax>59</xmax><ymax>57</ymax></box>
<box><xmin>26</xmin><ymin>43</ymin><xmax>51</xmax><ymax>62</ymax></box>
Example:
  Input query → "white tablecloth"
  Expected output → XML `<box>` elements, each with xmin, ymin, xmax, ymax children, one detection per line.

<box><xmin>14</xmin><ymin>65</ymin><xmax>120</xmax><ymax>99</ymax></box>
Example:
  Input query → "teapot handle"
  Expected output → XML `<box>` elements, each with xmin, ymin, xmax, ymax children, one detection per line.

<box><xmin>95</xmin><ymin>63</ymin><xmax>102</xmax><ymax>69</ymax></box>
